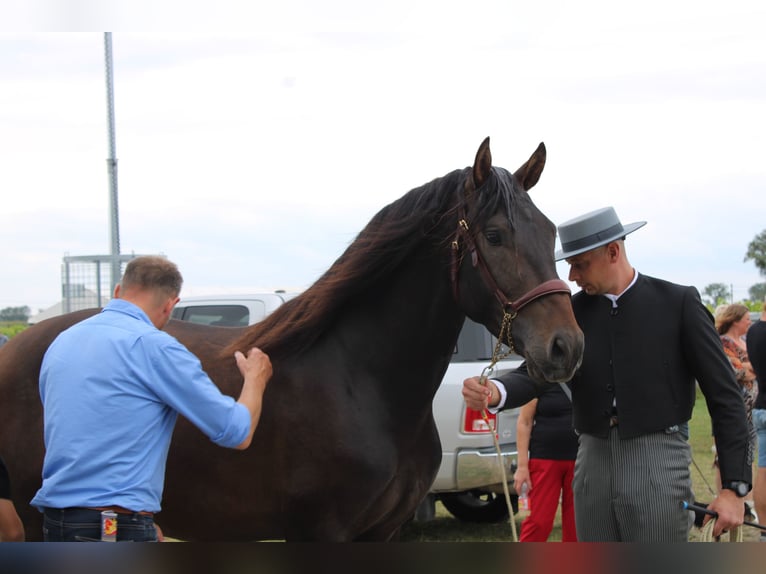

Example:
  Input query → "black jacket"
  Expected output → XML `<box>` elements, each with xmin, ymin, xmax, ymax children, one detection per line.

<box><xmin>497</xmin><ymin>273</ymin><xmax>751</xmax><ymax>485</ymax></box>
<box><xmin>746</xmin><ymin>320</ymin><xmax>766</xmax><ymax>410</ymax></box>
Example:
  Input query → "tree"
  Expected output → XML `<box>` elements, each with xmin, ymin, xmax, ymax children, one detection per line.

<box><xmin>750</xmin><ymin>282</ymin><xmax>766</xmax><ymax>305</ymax></box>
<box><xmin>0</xmin><ymin>306</ymin><xmax>30</xmax><ymax>322</ymax></box>
<box><xmin>744</xmin><ymin>229</ymin><xmax>766</xmax><ymax>276</ymax></box>
<box><xmin>701</xmin><ymin>283</ymin><xmax>730</xmax><ymax>308</ymax></box>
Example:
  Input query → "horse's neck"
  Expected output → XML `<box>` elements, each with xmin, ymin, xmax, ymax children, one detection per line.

<box><xmin>339</xmin><ymin>253</ymin><xmax>465</xmax><ymax>379</ymax></box>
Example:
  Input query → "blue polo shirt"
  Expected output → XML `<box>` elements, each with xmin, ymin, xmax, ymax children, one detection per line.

<box><xmin>31</xmin><ymin>299</ymin><xmax>251</xmax><ymax>513</ymax></box>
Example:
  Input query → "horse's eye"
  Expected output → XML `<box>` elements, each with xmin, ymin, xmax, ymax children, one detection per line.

<box><xmin>484</xmin><ymin>230</ymin><xmax>502</xmax><ymax>246</ymax></box>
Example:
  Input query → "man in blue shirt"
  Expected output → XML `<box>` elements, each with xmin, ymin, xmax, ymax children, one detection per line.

<box><xmin>31</xmin><ymin>256</ymin><xmax>272</xmax><ymax>542</ymax></box>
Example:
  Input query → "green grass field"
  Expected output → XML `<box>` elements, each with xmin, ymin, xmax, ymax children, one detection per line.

<box><xmin>400</xmin><ymin>391</ymin><xmax>759</xmax><ymax>542</ymax></box>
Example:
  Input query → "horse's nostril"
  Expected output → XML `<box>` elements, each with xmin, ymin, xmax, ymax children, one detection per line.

<box><xmin>550</xmin><ymin>336</ymin><xmax>567</xmax><ymax>361</ymax></box>
<box><xmin>550</xmin><ymin>332</ymin><xmax>584</xmax><ymax>367</ymax></box>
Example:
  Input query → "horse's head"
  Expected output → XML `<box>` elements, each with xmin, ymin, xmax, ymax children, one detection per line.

<box><xmin>453</xmin><ymin>137</ymin><xmax>584</xmax><ymax>383</ymax></box>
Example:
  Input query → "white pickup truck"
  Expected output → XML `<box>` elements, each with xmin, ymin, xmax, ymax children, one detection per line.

<box><xmin>171</xmin><ymin>293</ymin><xmax>523</xmax><ymax>523</ymax></box>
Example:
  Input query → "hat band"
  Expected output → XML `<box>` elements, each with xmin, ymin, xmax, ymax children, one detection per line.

<box><xmin>560</xmin><ymin>222</ymin><xmax>625</xmax><ymax>254</ymax></box>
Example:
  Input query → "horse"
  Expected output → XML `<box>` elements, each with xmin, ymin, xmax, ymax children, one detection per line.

<box><xmin>0</xmin><ymin>137</ymin><xmax>583</xmax><ymax>541</ymax></box>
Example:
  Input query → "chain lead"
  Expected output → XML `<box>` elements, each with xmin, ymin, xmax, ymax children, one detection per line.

<box><xmin>478</xmin><ymin>307</ymin><xmax>519</xmax><ymax>541</ymax></box>
<box><xmin>486</xmin><ymin>309</ymin><xmax>516</xmax><ymax>371</ymax></box>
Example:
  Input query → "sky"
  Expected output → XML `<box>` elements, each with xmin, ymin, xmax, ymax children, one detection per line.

<box><xmin>1</xmin><ymin>1</ymin><xmax>765</xmax><ymax>315</ymax></box>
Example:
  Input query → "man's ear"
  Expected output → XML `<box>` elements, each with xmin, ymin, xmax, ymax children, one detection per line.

<box><xmin>606</xmin><ymin>241</ymin><xmax>620</xmax><ymax>261</ymax></box>
<box><xmin>165</xmin><ymin>296</ymin><xmax>180</xmax><ymax>315</ymax></box>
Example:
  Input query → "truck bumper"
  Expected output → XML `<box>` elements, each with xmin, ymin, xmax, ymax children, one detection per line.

<box><xmin>454</xmin><ymin>446</ymin><xmax>518</xmax><ymax>492</ymax></box>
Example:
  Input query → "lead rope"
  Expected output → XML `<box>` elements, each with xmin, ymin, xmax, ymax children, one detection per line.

<box><xmin>478</xmin><ymin>309</ymin><xmax>519</xmax><ymax>541</ymax></box>
<box><xmin>699</xmin><ymin>519</ymin><xmax>744</xmax><ymax>542</ymax></box>
<box><xmin>689</xmin><ymin>451</ymin><xmax>742</xmax><ymax>541</ymax></box>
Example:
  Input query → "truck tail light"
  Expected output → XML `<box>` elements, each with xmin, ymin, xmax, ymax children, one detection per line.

<box><xmin>463</xmin><ymin>407</ymin><xmax>497</xmax><ymax>434</ymax></box>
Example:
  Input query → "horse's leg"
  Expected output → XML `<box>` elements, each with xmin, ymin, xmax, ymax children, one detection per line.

<box><xmin>351</xmin><ymin>459</ymin><xmax>440</xmax><ymax>541</ymax></box>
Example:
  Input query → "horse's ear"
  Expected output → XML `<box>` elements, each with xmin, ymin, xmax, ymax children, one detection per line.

<box><xmin>472</xmin><ymin>136</ymin><xmax>492</xmax><ymax>188</ymax></box>
<box><xmin>514</xmin><ymin>142</ymin><xmax>546</xmax><ymax>191</ymax></box>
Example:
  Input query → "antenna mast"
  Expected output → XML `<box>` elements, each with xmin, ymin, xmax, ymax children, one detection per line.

<box><xmin>104</xmin><ymin>32</ymin><xmax>121</xmax><ymax>290</ymax></box>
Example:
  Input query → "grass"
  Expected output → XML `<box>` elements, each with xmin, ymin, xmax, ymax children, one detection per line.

<box><xmin>0</xmin><ymin>322</ymin><xmax>28</xmax><ymax>339</ymax></box>
<box><xmin>400</xmin><ymin>390</ymin><xmax>760</xmax><ymax>542</ymax></box>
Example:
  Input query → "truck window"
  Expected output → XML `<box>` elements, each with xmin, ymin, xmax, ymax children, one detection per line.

<box><xmin>172</xmin><ymin>304</ymin><xmax>251</xmax><ymax>327</ymax></box>
<box><xmin>451</xmin><ymin>318</ymin><xmax>519</xmax><ymax>362</ymax></box>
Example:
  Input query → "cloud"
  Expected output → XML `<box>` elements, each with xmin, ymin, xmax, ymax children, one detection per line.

<box><xmin>1</xmin><ymin>3</ymin><xmax>765</xmax><ymax>311</ymax></box>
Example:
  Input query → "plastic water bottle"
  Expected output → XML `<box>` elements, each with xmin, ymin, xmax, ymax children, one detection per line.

<box><xmin>519</xmin><ymin>482</ymin><xmax>530</xmax><ymax>512</ymax></box>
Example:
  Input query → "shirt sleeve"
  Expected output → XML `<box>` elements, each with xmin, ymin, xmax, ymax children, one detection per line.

<box><xmin>142</xmin><ymin>334</ymin><xmax>251</xmax><ymax>449</ymax></box>
<box><xmin>487</xmin><ymin>379</ymin><xmax>508</xmax><ymax>414</ymax></box>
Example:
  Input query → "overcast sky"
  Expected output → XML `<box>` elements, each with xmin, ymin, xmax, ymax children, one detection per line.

<box><xmin>2</xmin><ymin>1</ymin><xmax>765</xmax><ymax>314</ymax></box>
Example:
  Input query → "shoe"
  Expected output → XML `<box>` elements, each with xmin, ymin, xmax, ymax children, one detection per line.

<box><xmin>744</xmin><ymin>500</ymin><xmax>758</xmax><ymax>523</ymax></box>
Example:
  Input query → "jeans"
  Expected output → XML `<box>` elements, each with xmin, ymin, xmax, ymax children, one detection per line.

<box><xmin>42</xmin><ymin>507</ymin><xmax>158</xmax><ymax>542</ymax></box>
<box><xmin>754</xmin><ymin>408</ymin><xmax>766</xmax><ymax>468</ymax></box>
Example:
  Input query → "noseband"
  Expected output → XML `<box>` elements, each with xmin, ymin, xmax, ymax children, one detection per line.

<box><xmin>450</xmin><ymin>202</ymin><xmax>570</xmax><ymax>350</ymax></box>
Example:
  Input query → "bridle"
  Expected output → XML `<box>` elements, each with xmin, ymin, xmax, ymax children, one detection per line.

<box><xmin>450</xmin><ymin>201</ymin><xmax>571</xmax><ymax>353</ymax></box>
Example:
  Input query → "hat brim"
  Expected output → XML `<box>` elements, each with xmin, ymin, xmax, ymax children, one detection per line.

<box><xmin>555</xmin><ymin>221</ymin><xmax>646</xmax><ymax>261</ymax></box>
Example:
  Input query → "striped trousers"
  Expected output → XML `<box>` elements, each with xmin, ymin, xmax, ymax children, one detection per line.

<box><xmin>573</xmin><ymin>426</ymin><xmax>692</xmax><ymax>542</ymax></box>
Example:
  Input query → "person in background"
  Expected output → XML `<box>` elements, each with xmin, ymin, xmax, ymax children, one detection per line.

<box><xmin>713</xmin><ymin>303</ymin><xmax>758</xmax><ymax>519</ymax></box>
<box><xmin>0</xmin><ymin>456</ymin><xmax>24</xmax><ymax>541</ymax></box>
<box><xmin>1</xmin><ymin>339</ymin><xmax>25</xmax><ymax>541</ymax></box>
<box><xmin>463</xmin><ymin>206</ymin><xmax>751</xmax><ymax>541</ymax></box>
<box><xmin>746</xmin><ymin>302</ymin><xmax>766</xmax><ymax>541</ymax></box>
<box><xmin>513</xmin><ymin>383</ymin><xmax>577</xmax><ymax>542</ymax></box>
<box><xmin>31</xmin><ymin>256</ymin><xmax>273</xmax><ymax>542</ymax></box>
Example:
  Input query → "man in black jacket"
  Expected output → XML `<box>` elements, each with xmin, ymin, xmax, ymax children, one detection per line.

<box><xmin>746</xmin><ymin>303</ymin><xmax>766</xmax><ymax>541</ymax></box>
<box><xmin>463</xmin><ymin>206</ymin><xmax>751</xmax><ymax>541</ymax></box>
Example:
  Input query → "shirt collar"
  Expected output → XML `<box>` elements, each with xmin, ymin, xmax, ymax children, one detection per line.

<box><xmin>103</xmin><ymin>298</ymin><xmax>154</xmax><ymax>326</ymax></box>
<box><xmin>603</xmin><ymin>269</ymin><xmax>638</xmax><ymax>307</ymax></box>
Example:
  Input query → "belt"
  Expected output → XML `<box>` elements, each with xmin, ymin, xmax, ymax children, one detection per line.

<box><xmin>89</xmin><ymin>506</ymin><xmax>154</xmax><ymax>517</ymax></box>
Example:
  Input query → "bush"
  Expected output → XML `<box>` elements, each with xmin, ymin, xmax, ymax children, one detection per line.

<box><xmin>0</xmin><ymin>323</ymin><xmax>28</xmax><ymax>340</ymax></box>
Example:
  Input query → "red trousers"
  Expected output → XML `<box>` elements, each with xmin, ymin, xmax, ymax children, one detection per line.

<box><xmin>519</xmin><ymin>458</ymin><xmax>577</xmax><ymax>542</ymax></box>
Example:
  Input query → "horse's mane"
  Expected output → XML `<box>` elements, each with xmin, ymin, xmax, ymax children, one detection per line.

<box><xmin>223</xmin><ymin>166</ymin><xmax>516</xmax><ymax>361</ymax></box>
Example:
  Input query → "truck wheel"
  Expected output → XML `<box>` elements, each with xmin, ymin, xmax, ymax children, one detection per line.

<box><xmin>440</xmin><ymin>491</ymin><xmax>515</xmax><ymax>523</ymax></box>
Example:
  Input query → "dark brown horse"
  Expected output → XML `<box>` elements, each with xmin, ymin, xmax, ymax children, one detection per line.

<box><xmin>0</xmin><ymin>138</ymin><xmax>583</xmax><ymax>541</ymax></box>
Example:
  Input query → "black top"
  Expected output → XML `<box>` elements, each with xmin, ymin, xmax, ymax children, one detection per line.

<box><xmin>0</xmin><ymin>456</ymin><xmax>11</xmax><ymax>500</ymax></box>
<box><xmin>747</xmin><ymin>320</ymin><xmax>766</xmax><ymax>410</ymax></box>
<box><xmin>496</xmin><ymin>274</ymin><xmax>751</xmax><ymax>486</ymax></box>
<box><xmin>529</xmin><ymin>384</ymin><xmax>578</xmax><ymax>460</ymax></box>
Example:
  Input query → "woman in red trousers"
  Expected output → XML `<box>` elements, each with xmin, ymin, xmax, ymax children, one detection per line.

<box><xmin>514</xmin><ymin>383</ymin><xmax>578</xmax><ymax>542</ymax></box>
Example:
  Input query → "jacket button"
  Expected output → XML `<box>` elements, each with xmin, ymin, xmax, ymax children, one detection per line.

<box><xmin>606</xmin><ymin>384</ymin><xmax>614</xmax><ymax>391</ymax></box>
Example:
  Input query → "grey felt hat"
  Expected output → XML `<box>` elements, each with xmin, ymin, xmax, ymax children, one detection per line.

<box><xmin>555</xmin><ymin>206</ymin><xmax>646</xmax><ymax>261</ymax></box>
